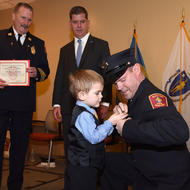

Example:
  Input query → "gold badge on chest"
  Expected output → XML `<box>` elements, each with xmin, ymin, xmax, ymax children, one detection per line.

<box><xmin>31</xmin><ymin>46</ymin><xmax>36</xmax><ymax>55</ymax></box>
<box><xmin>27</xmin><ymin>37</ymin><xmax>36</xmax><ymax>55</ymax></box>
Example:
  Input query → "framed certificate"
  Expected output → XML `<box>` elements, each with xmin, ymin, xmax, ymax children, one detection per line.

<box><xmin>0</xmin><ymin>60</ymin><xmax>30</xmax><ymax>86</ymax></box>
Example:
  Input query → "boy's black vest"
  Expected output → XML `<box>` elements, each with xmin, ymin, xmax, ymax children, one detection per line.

<box><xmin>67</xmin><ymin>105</ymin><xmax>105</xmax><ymax>168</ymax></box>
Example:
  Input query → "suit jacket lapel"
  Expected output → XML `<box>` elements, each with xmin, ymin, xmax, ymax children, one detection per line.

<box><xmin>7</xmin><ymin>27</ymin><xmax>17</xmax><ymax>48</ymax></box>
<box><xmin>79</xmin><ymin>35</ymin><xmax>94</xmax><ymax>68</ymax></box>
<box><xmin>6</xmin><ymin>27</ymin><xmax>23</xmax><ymax>58</ymax></box>
<box><xmin>24</xmin><ymin>32</ymin><xmax>34</xmax><ymax>49</ymax></box>
<box><xmin>70</xmin><ymin>40</ymin><xmax>78</xmax><ymax>68</ymax></box>
<box><xmin>6</xmin><ymin>28</ymin><xmax>31</xmax><ymax>55</ymax></box>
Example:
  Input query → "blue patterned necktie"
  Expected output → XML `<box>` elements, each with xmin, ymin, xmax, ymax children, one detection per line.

<box><xmin>76</xmin><ymin>39</ymin><xmax>82</xmax><ymax>66</ymax></box>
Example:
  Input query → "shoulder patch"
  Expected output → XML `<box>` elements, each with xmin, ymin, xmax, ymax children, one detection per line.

<box><xmin>148</xmin><ymin>93</ymin><xmax>168</xmax><ymax>109</ymax></box>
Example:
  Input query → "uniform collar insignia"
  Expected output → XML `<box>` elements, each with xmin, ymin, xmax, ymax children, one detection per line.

<box><xmin>8</xmin><ymin>32</ymin><xmax>12</xmax><ymax>36</ymax></box>
<box><xmin>28</xmin><ymin>37</ymin><xmax>32</xmax><ymax>41</ymax></box>
<box><xmin>101</xmin><ymin>61</ymin><xmax>108</xmax><ymax>70</ymax></box>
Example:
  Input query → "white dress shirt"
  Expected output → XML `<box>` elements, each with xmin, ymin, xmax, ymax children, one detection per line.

<box><xmin>13</xmin><ymin>27</ymin><xmax>26</xmax><ymax>45</ymax></box>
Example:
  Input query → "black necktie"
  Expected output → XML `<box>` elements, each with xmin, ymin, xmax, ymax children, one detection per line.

<box><xmin>17</xmin><ymin>34</ymin><xmax>22</xmax><ymax>46</ymax></box>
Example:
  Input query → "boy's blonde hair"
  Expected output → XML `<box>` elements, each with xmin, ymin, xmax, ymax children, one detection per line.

<box><xmin>69</xmin><ymin>69</ymin><xmax>104</xmax><ymax>99</ymax></box>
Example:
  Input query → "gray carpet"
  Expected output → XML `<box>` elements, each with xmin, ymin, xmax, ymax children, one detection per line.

<box><xmin>1</xmin><ymin>158</ymin><xmax>65</xmax><ymax>190</ymax></box>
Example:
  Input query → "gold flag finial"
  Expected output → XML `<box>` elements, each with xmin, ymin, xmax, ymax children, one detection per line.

<box><xmin>182</xmin><ymin>8</ymin><xmax>184</xmax><ymax>23</ymax></box>
<box><xmin>134</xmin><ymin>20</ymin><xmax>137</xmax><ymax>33</ymax></box>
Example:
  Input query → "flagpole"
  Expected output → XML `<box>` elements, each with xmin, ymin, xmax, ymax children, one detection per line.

<box><xmin>182</xmin><ymin>8</ymin><xmax>184</xmax><ymax>23</ymax></box>
<box><xmin>179</xmin><ymin>8</ymin><xmax>184</xmax><ymax>113</ymax></box>
<box><xmin>134</xmin><ymin>23</ymin><xmax>136</xmax><ymax>34</ymax></box>
<box><xmin>133</xmin><ymin>23</ymin><xmax>137</xmax><ymax>58</ymax></box>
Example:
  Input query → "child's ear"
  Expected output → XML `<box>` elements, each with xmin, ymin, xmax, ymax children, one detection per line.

<box><xmin>78</xmin><ymin>91</ymin><xmax>87</xmax><ymax>101</ymax></box>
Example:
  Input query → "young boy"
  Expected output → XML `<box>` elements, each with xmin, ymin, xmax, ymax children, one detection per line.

<box><xmin>64</xmin><ymin>69</ymin><xmax>127</xmax><ymax>190</ymax></box>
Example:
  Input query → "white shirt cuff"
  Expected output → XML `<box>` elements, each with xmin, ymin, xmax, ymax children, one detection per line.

<box><xmin>101</xmin><ymin>102</ymin><xmax>110</xmax><ymax>107</ymax></box>
<box><xmin>53</xmin><ymin>104</ymin><xmax>60</xmax><ymax>107</ymax></box>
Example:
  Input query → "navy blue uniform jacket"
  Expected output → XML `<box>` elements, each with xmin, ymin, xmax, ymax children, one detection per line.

<box><xmin>123</xmin><ymin>78</ymin><xmax>190</xmax><ymax>184</ymax></box>
<box><xmin>0</xmin><ymin>27</ymin><xmax>50</xmax><ymax>111</ymax></box>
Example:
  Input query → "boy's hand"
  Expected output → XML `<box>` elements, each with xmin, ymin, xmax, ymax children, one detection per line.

<box><xmin>108</xmin><ymin>112</ymin><xmax>127</xmax><ymax>125</ymax></box>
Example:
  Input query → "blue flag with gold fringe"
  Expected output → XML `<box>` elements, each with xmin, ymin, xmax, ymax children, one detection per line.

<box><xmin>130</xmin><ymin>30</ymin><xmax>146</xmax><ymax>69</ymax></box>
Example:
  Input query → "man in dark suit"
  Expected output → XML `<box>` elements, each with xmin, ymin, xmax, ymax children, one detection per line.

<box><xmin>101</xmin><ymin>48</ymin><xmax>190</xmax><ymax>190</ymax></box>
<box><xmin>52</xmin><ymin>6</ymin><xmax>111</xmax><ymax>156</ymax></box>
<box><xmin>0</xmin><ymin>2</ymin><xmax>50</xmax><ymax>190</ymax></box>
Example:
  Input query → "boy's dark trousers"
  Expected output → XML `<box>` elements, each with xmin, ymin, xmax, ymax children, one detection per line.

<box><xmin>64</xmin><ymin>164</ymin><xmax>98</xmax><ymax>190</ymax></box>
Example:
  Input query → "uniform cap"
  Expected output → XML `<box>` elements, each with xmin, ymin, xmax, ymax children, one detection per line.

<box><xmin>103</xmin><ymin>48</ymin><xmax>136</xmax><ymax>83</ymax></box>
